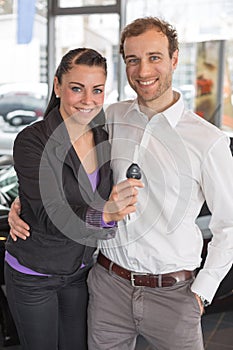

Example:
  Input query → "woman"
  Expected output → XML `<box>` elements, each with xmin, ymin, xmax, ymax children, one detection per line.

<box><xmin>4</xmin><ymin>48</ymin><xmax>143</xmax><ymax>350</ymax></box>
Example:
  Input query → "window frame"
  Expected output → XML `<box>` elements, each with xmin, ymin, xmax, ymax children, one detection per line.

<box><xmin>47</xmin><ymin>0</ymin><xmax>126</xmax><ymax>101</ymax></box>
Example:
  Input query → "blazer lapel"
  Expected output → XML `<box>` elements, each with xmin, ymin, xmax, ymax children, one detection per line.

<box><xmin>46</xmin><ymin>110</ymin><xmax>94</xmax><ymax>202</ymax></box>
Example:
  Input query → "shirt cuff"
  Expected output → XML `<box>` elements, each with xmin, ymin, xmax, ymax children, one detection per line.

<box><xmin>190</xmin><ymin>270</ymin><xmax>220</xmax><ymax>303</ymax></box>
<box><xmin>101</xmin><ymin>215</ymin><xmax>116</xmax><ymax>228</ymax></box>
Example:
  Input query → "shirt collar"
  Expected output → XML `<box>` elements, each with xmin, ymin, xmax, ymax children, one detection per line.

<box><xmin>161</xmin><ymin>90</ymin><xmax>185</xmax><ymax>128</ymax></box>
<box><xmin>124</xmin><ymin>89</ymin><xmax>185</xmax><ymax>128</ymax></box>
<box><xmin>123</xmin><ymin>99</ymin><xmax>142</xmax><ymax>116</ymax></box>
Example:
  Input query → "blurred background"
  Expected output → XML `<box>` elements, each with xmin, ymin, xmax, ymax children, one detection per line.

<box><xmin>0</xmin><ymin>0</ymin><xmax>233</xmax><ymax>153</ymax></box>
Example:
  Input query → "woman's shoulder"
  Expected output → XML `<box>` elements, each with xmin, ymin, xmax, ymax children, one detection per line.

<box><xmin>14</xmin><ymin>119</ymin><xmax>46</xmax><ymax>145</ymax></box>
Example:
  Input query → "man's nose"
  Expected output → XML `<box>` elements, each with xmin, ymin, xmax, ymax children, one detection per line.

<box><xmin>138</xmin><ymin>59</ymin><xmax>151</xmax><ymax>77</ymax></box>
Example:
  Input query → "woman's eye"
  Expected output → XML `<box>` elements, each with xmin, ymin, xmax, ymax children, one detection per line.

<box><xmin>93</xmin><ymin>88</ymin><xmax>103</xmax><ymax>94</ymax></box>
<box><xmin>72</xmin><ymin>86</ymin><xmax>82</xmax><ymax>92</ymax></box>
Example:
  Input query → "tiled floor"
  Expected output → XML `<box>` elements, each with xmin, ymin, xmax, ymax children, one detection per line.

<box><xmin>0</xmin><ymin>310</ymin><xmax>233</xmax><ymax>349</ymax></box>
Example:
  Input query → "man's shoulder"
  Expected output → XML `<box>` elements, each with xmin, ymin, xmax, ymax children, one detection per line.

<box><xmin>182</xmin><ymin>110</ymin><xmax>229</xmax><ymax>151</ymax></box>
<box><xmin>105</xmin><ymin>99</ymin><xmax>136</xmax><ymax>120</ymax></box>
<box><xmin>185</xmin><ymin>110</ymin><xmax>226</xmax><ymax>138</ymax></box>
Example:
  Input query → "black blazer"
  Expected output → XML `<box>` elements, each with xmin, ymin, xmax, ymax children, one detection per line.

<box><xmin>6</xmin><ymin>107</ymin><xmax>115</xmax><ymax>275</ymax></box>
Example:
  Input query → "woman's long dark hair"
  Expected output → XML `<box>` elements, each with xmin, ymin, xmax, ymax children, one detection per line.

<box><xmin>44</xmin><ymin>48</ymin><xmax>107</xmax><ymax>119</ymax></box>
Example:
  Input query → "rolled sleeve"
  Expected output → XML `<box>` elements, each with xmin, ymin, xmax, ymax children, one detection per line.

<box><xmin>193</xmin><ymin>136</ymin><xmax>233</xmax><ymax>302</ymax></box>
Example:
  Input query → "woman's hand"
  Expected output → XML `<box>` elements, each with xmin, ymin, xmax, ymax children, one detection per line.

<box><xmin>8</xmin><ymin>197</ymin><xmax>30</xmax><ymax>241</ymax></box>
<box><xmin>103</xmin><ymin>178</ymin><xmax>144</xmax><ymax>223</ymax></box>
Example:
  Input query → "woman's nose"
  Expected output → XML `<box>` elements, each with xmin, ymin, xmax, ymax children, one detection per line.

<box><xmin>81</xmin><ymin>91</ymin><xmax>92</xmax><ymax>104</ymax></box>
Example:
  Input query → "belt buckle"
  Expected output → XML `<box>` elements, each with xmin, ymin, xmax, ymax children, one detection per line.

<box><xmin>130</xmin><ymin>272</ymin><xmax>148</xmax><ymax>287</ymax></box>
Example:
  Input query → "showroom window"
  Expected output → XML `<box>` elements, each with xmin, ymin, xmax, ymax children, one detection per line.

<box><xmin>58</xmin><ymin>0</ymin><xmax>117</xmax><ymax>7</ymax></box>
<box><xmin>0</xmin><ymin>0</ymin><xmax>48</xmax><ymax>155</ymax></box>
<box><xmin>49</xmin><ymin>0</ymin><xmax>121</xmax><ymax>104</ymax></box>
<box><xmin>54</xmin><ymin>13</ymin><xmax>119</xmax><ymax>104</ymax></box>
<box><xmin>0</xmin><ymin>0</ymin><xmax>233</xmax><ymax>131</ymax></box>
<box><xmin>0</xmin><ymin>0</ymin><xmax>48</xmax><ymax>85</ymax></box>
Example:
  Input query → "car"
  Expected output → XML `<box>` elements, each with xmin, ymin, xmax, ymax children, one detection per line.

<box><xmin>0</xmin><ymin>94</ymin><xmax>46</xmax><ymax>122</ymax></box>
<box><xmin>0</xmin><ymin>128</ymin><xmax>18</xmax><ymax>156</ymax></box>
<box><xmin>5</xmin><ymin>110</ymin><xmax>41</xmax><ymax>126</ymax></box>
<box><xmin>0</xmin><ymin>83</ymin><xmax>47</xmax><ymax>126</ymax></box>
<box><xmin>0</xmin><ymin>163</ymin><xmax>20</xmax><ymax>347</ymax></box>
<box><xmin>0</xmin><ymin>112</ymin><xmax>44</xmax><ymax>156</ymax></box>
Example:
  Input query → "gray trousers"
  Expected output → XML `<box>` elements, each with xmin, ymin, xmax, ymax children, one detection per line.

<box><xmin>87</xmin><ymin>263</ymin><xmax>204</xmax><ymax>350</ymax></box>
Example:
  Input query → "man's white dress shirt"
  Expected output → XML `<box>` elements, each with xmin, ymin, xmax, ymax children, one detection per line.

<box><xmin>99</xmin><ymin>92</ymin><xmax>233</xmax><ymax>302</ymax></box>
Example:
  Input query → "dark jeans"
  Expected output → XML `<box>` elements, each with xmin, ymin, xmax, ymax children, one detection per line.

<box><xmin>0</xmin><ymin>286</ymin><xmax>19</xmax><ymax>342</ymax></box>
<box><xmin>4</xmin><ymin>262</ymin><xmax>90</xmax><ymax>350</ymax></box>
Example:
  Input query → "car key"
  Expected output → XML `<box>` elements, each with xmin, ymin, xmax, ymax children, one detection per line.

<box><xmin>126</xmin><ymin>146</ymin><xmax>141</xmax><ymax>220</ymax></box>
<box><xmin>126</xmin><ymin>163</ymin><xmax>141</xmax><ymax>220</ymax></box>
<box><xmin>126</xmin><ymin>163</ymin><xmax>142</xmax><ymax>180</ymax></box>
<box><xmin>126</xmin><ymin>145</ymin><xmax>141</xmax><ymax>180</ymax></box>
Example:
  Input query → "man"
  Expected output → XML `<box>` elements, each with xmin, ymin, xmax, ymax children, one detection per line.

<box><xmin>87</xmin><ymin>17</ymin><xmax>233</xmax><ymax>350</ymax></box>
<box><xmin>8</xmin><ymin>17</ymin><xmax>233</xmax><ymax>350</ymax></box>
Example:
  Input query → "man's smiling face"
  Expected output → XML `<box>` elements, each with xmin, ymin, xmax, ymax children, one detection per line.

<box><xmin>124</xmin><ymin>28</ymin><xmax>178</xmax><ymax>110</ymax></box>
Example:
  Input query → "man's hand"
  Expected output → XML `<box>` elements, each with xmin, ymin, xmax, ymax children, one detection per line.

<box><xmin>8</xmin><ymin>197</ymin><xmax>30</xmax><ymax>241</ymax></box>
<box><xmin>194</xmin><ymin>293</ymin><xmax>205</xmax><ymax>315</ymax></box>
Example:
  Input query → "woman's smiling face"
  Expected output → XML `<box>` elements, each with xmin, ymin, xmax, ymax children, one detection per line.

<box><xmin>54</xmin><ymin>64</ymin><xmax>106</xmax><ymax>125</ymax></box>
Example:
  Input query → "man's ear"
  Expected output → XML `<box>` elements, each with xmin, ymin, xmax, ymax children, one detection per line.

<box><xmin>172</xmin><ymin>49</ymin><xmax>179</xmax><ymax>71</ymax></box>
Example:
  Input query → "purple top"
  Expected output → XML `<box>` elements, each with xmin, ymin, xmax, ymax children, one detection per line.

<box><xmin>5</xmin><ymin>168</ymin><xmax>115</xmax><ymax>275</ymax></box>
<box><xmin>5</xmin><ymin>251</ymin><xmax>50</xmax><ymax>276</ymax></box>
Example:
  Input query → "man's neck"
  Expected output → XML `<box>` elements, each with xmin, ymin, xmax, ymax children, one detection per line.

<box><xmin>138</xmin><ymin>90</ymin><xmax>179</xmax><ymax>120</ymax></box>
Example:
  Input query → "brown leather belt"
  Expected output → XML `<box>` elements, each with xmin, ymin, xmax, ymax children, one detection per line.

<box><xmin>97</xmin><ymin>252</ymin><xmax>195</xmax><ymax>288</ymax></box>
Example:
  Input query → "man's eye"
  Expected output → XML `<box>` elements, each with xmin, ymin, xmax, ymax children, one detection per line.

<box><xmin>126</xmin><ymin>58</ymin><xmax>139</xmax><ymax>66</ymax></box>
<box><xmin>150</xmin><ymin>56</ymin><xmax>159</xmax><ymax>61</ymax></box>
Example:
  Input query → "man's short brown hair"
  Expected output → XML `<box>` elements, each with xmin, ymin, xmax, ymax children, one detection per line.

<box><xmin>120</xmin><ymin>17</ymin><xmax>179</xmax><ymax>60</ymax></box>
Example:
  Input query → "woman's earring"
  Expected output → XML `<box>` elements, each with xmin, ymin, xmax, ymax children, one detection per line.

<box><xmin>56</xmin><ymin>95</ymin><xmax>60</xmax><ymax>98</ymax></box>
